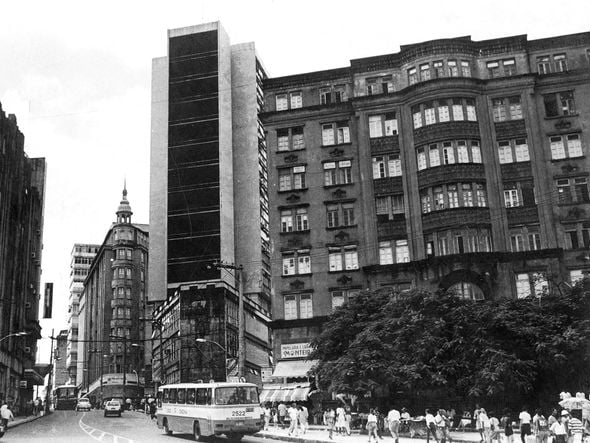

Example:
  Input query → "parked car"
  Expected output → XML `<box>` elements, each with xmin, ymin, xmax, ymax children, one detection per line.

<box><xmin>104</xmin><ymin>400</ymin><xmax>122</xmax><ymax>417</ymax></box>
<box><xmin>75</xmin><ymin>397</ymin><xmax>92</xmax><ymax>412</ymax></box>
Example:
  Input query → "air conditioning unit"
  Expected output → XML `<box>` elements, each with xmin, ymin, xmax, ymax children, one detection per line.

<box><xmin>24</xmin><ymin>347</ymin><xmax>31</xmax><ymax>353</ymax></box>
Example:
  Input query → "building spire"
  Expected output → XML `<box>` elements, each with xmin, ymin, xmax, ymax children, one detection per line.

<box><xmin>116</xmin><ymin>180</ymin><xmax>132</xmax><ymax>224</ymax></box>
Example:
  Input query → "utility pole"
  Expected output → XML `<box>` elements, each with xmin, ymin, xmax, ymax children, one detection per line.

<box><xmin>212</xmin><ymin>261</ymin><xmax>245</xmax><ymax>378</ymax></box>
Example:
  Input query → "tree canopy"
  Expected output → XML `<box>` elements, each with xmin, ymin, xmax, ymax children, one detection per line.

<box><xmin>309</xmin><ymin>282</ymin><xmax>590</xmax><ymax>406</ymax></box>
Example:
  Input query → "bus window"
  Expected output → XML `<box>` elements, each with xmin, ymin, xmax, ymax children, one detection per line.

<box><xmin>177</xmin><ymin>389</ymin><xmax>186</xmax><ymax>404</ymax></box>
<box><xmin>163</xmin><ymin>389</ymin><xmax>169</xmax><ymax>404</ymax></box>
<box><xmin>215</xmin><ymin>386</ymin><xmax>259</xmax><ymax>405</ymax></box>
<box><xmin>169</xmin><ymin>389</ymin><xmax>177</xmax><ymax>403</ymax></box>
<box><xmin>157</xmin><ymin>391</ymin><xmax>162</xmax><ymax>407</ymax></box>
<box><xmin>196</xmin><ymin>388</ymin><xmax>206</xmax><ymax>405</ymax></box>
<box><xmin>186</xmin><ymin>389</ymin><xmax>196</xmax><ymax>405</ymax></box>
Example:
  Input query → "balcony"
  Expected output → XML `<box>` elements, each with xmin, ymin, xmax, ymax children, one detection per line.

<box><xmin>417</xmin><ymin>163</ymin><xmax>485</xmax><ymax>188</ymax></box>
<box><xmin>377</xmin><ymin>219</ymin><xmax>407</xmax><ymax>238</ymax></box>
<box><xmin>494</xmin><ymin>119</ymin><xmax>527</xmax><ymax>139</ymax></box>
<box><xmin>413</xmin><ymin>121</ymin><xmax>480</xmax><ymax>146</ymax></box>
<box><xmin>421</xmin><ymin>207</ymin><xmax>491</xmax><ymax>232</ymax></box>
<box><xmin>500</xmin><ymin>162</ymin><xmax>533</xmax><ymax>180</ymax></box>
<box><xmin>370</xmin><ymin>136</ymin><xmax>399</xmax><ymax>154</ymax></box>
<box><xmin>506</xmin><ymin>205</ymin><xmax>539</xmax><ymax>225</ymax></box>
<box><xmin>373</xmin><ymin>176</ymin><xmax>403</xmax><ymax>195</ymax></box>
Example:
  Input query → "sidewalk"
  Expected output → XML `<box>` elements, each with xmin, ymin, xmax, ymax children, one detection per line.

<box><xmin>256</xmin><ymin>425</ymin><xmax>481</xmax><ymax>443</ymax></box>
<box><xmin>6</xmin><ymin>412</ymin><xmax>45</xmax><ymax>429</ymax></box>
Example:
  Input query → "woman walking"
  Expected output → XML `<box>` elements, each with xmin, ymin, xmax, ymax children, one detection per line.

<box><xmin>368</xmin><ymin>408</ymin><xmax>380</xmax><ymax>443</ymax></box>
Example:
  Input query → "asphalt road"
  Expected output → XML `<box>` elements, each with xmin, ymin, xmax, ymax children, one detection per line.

<box><xmin>3</xmin><ymin>409</ymin><xmax>275</xmax><ymax>443</ymax></box>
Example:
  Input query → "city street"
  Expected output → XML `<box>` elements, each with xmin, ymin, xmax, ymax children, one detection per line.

<box><xmin>4</xmin><ymin>410</ymin><xmax>284</xmax><ymax>443</ymax></box>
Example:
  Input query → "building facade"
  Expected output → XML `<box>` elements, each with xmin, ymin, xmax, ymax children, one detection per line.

<box><xmin>0</xmin><ymin>102</ymin><xmax>45</xmax><ymax>410</ymax></box>
<box><xmin>53</xmin><ymin>330</ymin><xmax>69</xmax><ymax>388</ymax></box>
<box><xmin>78</xmin><ymin>187</ymin><xmax>149</xmax><ymax>403</ymax></box>
<box><xmin>261</xmin><ymin>33</ymin><xmax>590</xmax><ymax>377</ymax></box>
<box><xmin>149</xmin><ymin>21</ymin><xmax>271</xmax><ymax>385</ymax></box>
<box><xmin>68</xmin><ymin>243</ymin><xmax>99</xmax><ymax>386</ymax></box>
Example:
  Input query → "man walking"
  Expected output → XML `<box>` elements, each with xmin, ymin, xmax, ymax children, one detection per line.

<box><xmin>519</xmin><ymin>407</ymin><xmax>532</xmax><ymax>443</ymax></box>
<box><xmin>287</xmin><ymin>403</ymin><xmax>299</xmax><ymax>436</ymax></box>
<box><xmin>425</xmin><ymin>409</ymin><xmax>439</xmax><ymax>443</ymax></box>
<box><xmin>388</xmin><ymin>406</ymin><xmax>401</xmax><ymax>443</ymax></box>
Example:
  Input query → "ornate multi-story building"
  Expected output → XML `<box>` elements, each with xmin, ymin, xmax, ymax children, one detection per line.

<box><xmin>79</xmin><ymin>186</ymin><xmax>149</xmax><ymax>403</ymax></box>
<box><xmin>149</xmin><ymin>21</ymin><xmax>271</xmax><ymax>385</ymax></box>
<box><xmin>53</xmin><ymin>330</ymin><xmax>69</xmax><ymax>388</ymax></box>
<box><xmin>261</xmin><ymin>32</ymin><xmax>590</xmax><ymax>377</ymax></box>
<box><xmin>68</xmin><ymin>243</ymin><xmax>99</xmax><ymax>385</ymax></box>
<box><xmin>0</xmin><ymin>102</ymin><xmax>45</xmax><ymax>410</ymax></box>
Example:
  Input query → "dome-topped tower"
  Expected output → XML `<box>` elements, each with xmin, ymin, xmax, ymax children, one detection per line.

<box><xmin>116</xmin><ymin>180</ymin><xmax>133</xmax><ymax>224</ymax></box>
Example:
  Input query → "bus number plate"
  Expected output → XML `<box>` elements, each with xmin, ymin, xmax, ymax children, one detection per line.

<box><xmin>231</xmin><ymin>410</ymin><xmax>246</xmax><ymax>418</ymax></box>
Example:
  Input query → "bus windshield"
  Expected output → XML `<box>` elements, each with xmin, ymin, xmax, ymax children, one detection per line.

<box><xmin>214</xmin><ymin>386</ymin><xmax>259</xmax><ymax>405</ymax></box>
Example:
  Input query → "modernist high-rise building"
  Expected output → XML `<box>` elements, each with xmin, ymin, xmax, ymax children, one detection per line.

<box><xmin>149</xmin><ymin>21</ymin><xmax>271</xmax><ymax>384</ymax></box>
<box><xmin>0</xmin><ymin>102</ymin><xmax>46</xmax><ymax>410</ymax></box>
<box><xmin>261</xmin><ymin>33</ymin><xmax>590</xmax><ymax>377</ymax></box>
<box><xmin>68</xmin><ymin>243</ymin><xmax>99</xmax><ymax>385</ymax></box>
<box><xmin>78</xmin><ymin>187</ymin><xmax>149</xmax><ymax>402</ymax></box>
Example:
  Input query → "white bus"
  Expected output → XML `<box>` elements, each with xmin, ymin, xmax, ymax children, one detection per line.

<box><xmin>156</xmin><ymin>382</ymin><xmax>263</xmax><ymax>441</ymax></box>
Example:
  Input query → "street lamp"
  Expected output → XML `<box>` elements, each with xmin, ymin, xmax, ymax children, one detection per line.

<box><xmin>0</xmin><ymin>331</ymin><xmax>29</xmax><ymax>344</ymax></box>
<box><xmin>196</xmin><ymin>338</ymin><xmax>227</xmax><ymax>381</ymax></box>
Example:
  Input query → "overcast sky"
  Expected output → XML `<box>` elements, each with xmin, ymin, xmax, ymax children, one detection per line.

<box><xmin>1</xmin><ymin>0</ymin><xmax>587</xmax><ymax>363</ymax></box>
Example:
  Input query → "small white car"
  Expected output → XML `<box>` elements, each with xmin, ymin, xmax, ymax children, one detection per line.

<box><xmin>75</xmin><ymin>398</ymin><xmax>91</xmax><ymax>412</ymax></box>
<box><xmin>104</xmin><ymin>400</ymin><xmax>122</xmax><ymax>417</ymax></box>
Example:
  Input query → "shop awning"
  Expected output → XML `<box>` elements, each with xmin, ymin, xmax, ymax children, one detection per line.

<box><xmin>272</xmin><ymin>359</ymin><xmax>317</xmax><ymax>378</ymax></box>
<box><xmin>259</xmin><ymin>383</ymin><xmax>311</xmax><ymax>403</ymax></box>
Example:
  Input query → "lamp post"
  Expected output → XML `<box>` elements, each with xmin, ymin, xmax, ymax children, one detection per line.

<box><xmin>196</xmin><ymin>338</ymin><xmax>227</xmax><ymax>381</ymax></box>
<box><xmin>0</xmin><ymin>331</ymin><xmax>29</xmax><ymax>344</ymax></box>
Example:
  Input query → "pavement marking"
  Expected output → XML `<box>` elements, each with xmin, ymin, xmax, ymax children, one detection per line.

<box><xmin>78</xmin><ymin>414</ymin><xmax>134</xmax><ymax>443</ymax></box>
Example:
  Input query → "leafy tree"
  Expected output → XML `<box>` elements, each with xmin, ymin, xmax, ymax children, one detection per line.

<box><xmin>309</xmin><ymin>282</ymin><xmax>590</xmax><ymax>406</ymax></box>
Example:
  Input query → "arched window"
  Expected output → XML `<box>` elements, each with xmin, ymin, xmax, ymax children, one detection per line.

<box><xmin>448</xmin><ymin>282</ymin><xmax>485</xmax><ymax>300</ymax></box>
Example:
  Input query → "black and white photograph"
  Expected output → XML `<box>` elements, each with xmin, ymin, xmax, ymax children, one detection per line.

<box><xmin>0</xmin><ymin>0</ymin><xmax>589</xmax><ymax>441</ymax></box>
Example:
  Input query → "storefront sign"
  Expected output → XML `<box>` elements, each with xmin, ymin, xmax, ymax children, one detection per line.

<box><xmin>280</xmin><ymin>343</ymin><xmax>312</xmax><ymax>359</ymax></box>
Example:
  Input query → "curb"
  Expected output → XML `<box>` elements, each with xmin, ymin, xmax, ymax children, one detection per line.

<box><xmin>254</xmin><ymin>431</ymin><xmax>481</xmax><ymax>443</ymax></box>
<box><xmin>7</xmin><ymin>413</ymin><xmax>44</xmax><ymax>429</ymax></box>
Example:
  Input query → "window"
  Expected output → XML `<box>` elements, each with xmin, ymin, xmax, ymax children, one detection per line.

<box><xmin>433</xmin><ymin>61</ymin><xmax>445</xmax><ymax>78</ymax></box>
<box><xmin>375</xmin><ymin>194</ymin><xmax>405</xmax><ymax>219</ymax></box>
<box><xmin>320</xmin><ymin>85</ymin><xmax>348</xmax><ymax>105</ymax></box>
<box><xmin>282</xmin><ymin>250</ymin><xmax>311</xmax><ymax>275</ymax></box>
<box><xmin>324</xmin><ymin>160</ymin><xmax>353</xmax><ymax>185</ymax></box>
<box><xmin>290</xmin><ymin>91</ymin><xmax>302</xmax><ymax>109</ymax></box>
<box><xmin>488</xmin><ymin>59</ymin><xmax>517</xmax><ymax>77</ymax></box>
<box><xmin>322</xmin><ymin>122</ymin><xmax>350</xmax><ymax>146</ymax></box>
<box><xmin>369</xmin><ymin>113</ymin><xmax>398</xmax><ymax>138</ymax></box>
<box><xmin>570</xmin><ymin>270</ymin><xmax>586</xmax><ymax>285</ymax></box>
<box><xmin>278</xmin><ymin>166</ymin><xmax>306</xmax><ymax>191</ymax></box>
<box><xmin>447</xmin><ymin>184</ymin><xmax>459</xmax><ymax>208</ymax></box>
<box><xmin>329</xmin><ymin>246</ymin><xmax>359</xmax><ymax>271</ymax></box>
<box><xmin>487</xmin><ymin>61</ymin><xmax>500</xmax><ymax>78</ymax></box>
<box><xmin>442</xmin><ymin>142</ymin><xmax>455</xmax><ymax>164</ymax></box>
<box><xmin>452</xmin><ymin>98</ymin><xmax>464</xmax><ymax>120</ymax></box>
<box><xmin>557</xmin><ymin>178</ymin><xmax>590</xmax><ymax>204</ymax></box>
<box><xmin>408</xmin><ymin>67</ymin><xmax>418</xmax><ymax>85</ymax></box>
<box><xmin>503</xmin><ymin>184</ymin><xmax>521</xmax><ymax>207</ymax></box>
<box><xmin>284</xmin><ymin>295</ymin><xmax>297</xmax><ymax>319</ymax></box>
<box><xmin>372</xmin><ymin>155</ymin><xmax>401</xmax><ymax>179</ymax></box>
<box><xmin>529</xmin><ymin>232</ymin><xmax>541</xmax><ymax>250</ymax></box>
<box><xmin>417</xmin><ymin>140</ymin><xmax>481</xmax><ymax>169</ymax></box>
<box><xmin>472</xmin><ymin>141</ymin><xmax>482</xmax><ymax>163</ymax></box>
<box><xmin>544</xmin><ymin>91</ymin><xmax>575</xmax><ymax>117</ymax></box>
<box><xmin>503</xmin><ymin>59</ymin><xmax>517</xmax><ymax>76</ymax></box>
<box><xmin>326</xmin><ymin>203</ymin><xmax>355</xmax><ymax>228</ymax></box>
<box><xmin>457</xmin><ymin>141</ymin><xmax>469</xmax><ymax>163</ymax></box>
<box><xmin>554</xmin><ymin>53</ymin><xmax>567</xmax><ymax>72</ymax></box>
<box><xmin>332</xmin><ymin>291</ymin><xmax>345</xmax><ymax>311</ymax></box>
<box><xmin>462</xmin><ymin>183</ymin><xmax>474</xmax><ymax>207</ymax></box>
<box><xmin>449</xmin><ymin>282</ymin><xmax>485</xmax><ymax>300</ymax></box>
<box><xmin>466</xmin><ymin>99</ymin><xmax>477</xmax><ymax>121</ymax></box>
<box><xmin>367</xmin><ymin>76</ymin><xmax>394</xmax><ymax>95</ymax></box>
<box><xmin>412</xmin><ymin>105</ymin><xmax>423</xmax><ymax>129</ymax></box>
<box><xmin>284</xmin><ymin>293</ymin><xmax>312</xmax><ymax>319</ymax></box>
<box><xmin>420</xmin><ymin>63</ymin><xmax>431</xmax><ymax>81</ymax></box>
<box><xmin>550</xmin><ymin>134</ymin><xmax>583</xmax><ymax>159</ymax></box>
<box><xmin>516</xmin><ymin>272</ymin><xmax>548</xmax><ymax>298</ymax></box>
<box><xmin>424</xmin><ymin>102</ymin><xmax>436</xmax><ymax>125</ymax></box>
<box><xmin>277</xmin><ymin>127</ymin><xmax>304</xmax><ymax>151</ymax></box>
<box><xmin>417</xmin><ymin>148</ymin><xmax>427</xmax><ymax>170</ymax></box>
<box><xmin>498</xmin><ymin>138</ymin><xmax>530</xmax><ymax>163</ymax></box>
<box><xmin>280</xmin><ymin>207</ymin><xmax>308</xmax><ymax>232</ymax></box>
<box><xmin>378</xmin><ymin>240</ymin><xmax>410</xmax><ymax>264</ymax></box>
<box><xmin>438</xmin><ymin>101</ymin><xmax>450</xmax><ymax>122</ymax></box>
<box><xmin>461</xmin><ymin>61</ymin><xmax>471</xmax><ymax>77</ymax></box>
<box><xmin>537</xmin><ymin>56</ymin><xmax>551</xmax><ymax>75</ymax></box>
<box><xmin>448</xmin><ymin>60</ymin><xmax>458</xmax><ymax>77</ymax></box>
<box><xmin>492</xmin><ymin>96</ymin><xmax>522</xmax><ymax>122</ymax></box>
<box><xmin>511</xmin><ymin>234</ymin><xmax>525</xmax><ymax>252</ymax></box>
<box><xmin>276</xmin><ymin>94</ymin><xmax>288</xmax><ymax>111</ymax></box>
<box><xmin>429</xmin><ymin>144</ymin><xmax>440</xmax><ymax>167</ymax></box>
